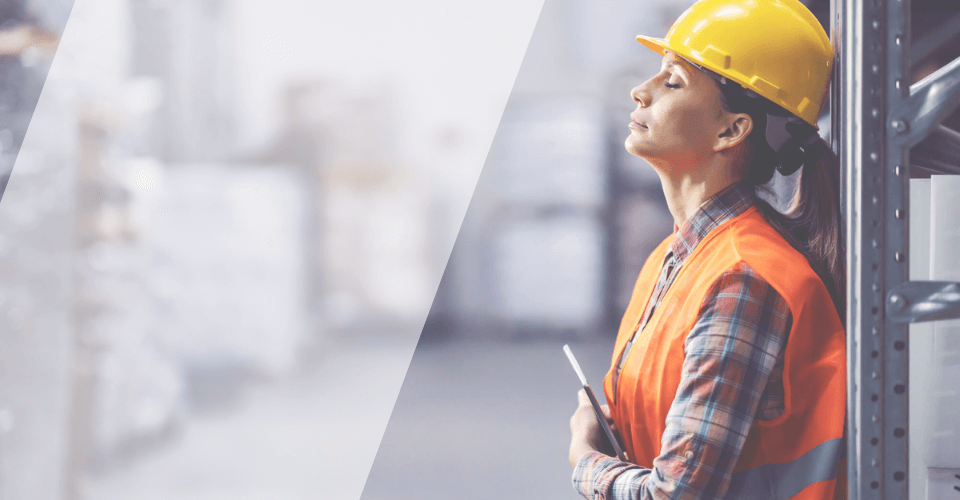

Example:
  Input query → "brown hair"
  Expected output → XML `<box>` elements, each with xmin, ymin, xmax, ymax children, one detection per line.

<box><xmin>715</xmin><ymin>80</ymin><xmax>845</xmax><ymax>319</ymax></box>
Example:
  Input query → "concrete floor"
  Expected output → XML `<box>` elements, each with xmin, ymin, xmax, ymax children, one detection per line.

<box><xmin>85</xmin><ymin>339</ymin><xmax>615</xmax><ymax>500</ymax></box>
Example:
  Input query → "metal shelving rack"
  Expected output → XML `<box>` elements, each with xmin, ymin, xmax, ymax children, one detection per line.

<box><xmin>833</xmin><ymin>0</ymin><xmax>960</xmax><ymax>498</ymax></box>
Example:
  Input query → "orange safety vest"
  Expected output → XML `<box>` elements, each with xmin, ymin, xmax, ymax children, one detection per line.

<box><xmin>603</xmin><ymin>205</ymin><xmax>847</xmax><ymax>499</ymax></box>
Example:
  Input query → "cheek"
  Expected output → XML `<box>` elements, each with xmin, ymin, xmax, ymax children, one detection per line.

<box><xmin>667</xmin><ymin>103</ymin><xmax>718</xmax><ymax>148</ymax></box>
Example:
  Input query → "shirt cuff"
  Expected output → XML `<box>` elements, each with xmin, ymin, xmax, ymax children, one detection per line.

<box><xmin>572</xmin><ymin>452</ymin><xmax>643</xmax><ymax>500</ymax></box>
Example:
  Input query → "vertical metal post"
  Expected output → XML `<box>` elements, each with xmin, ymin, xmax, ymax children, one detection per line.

<box><xmin>835</xmin><ymin>0</ymin><xmax>911</xmax><ymax>497</ymax></box>
<box><xmin>883</xmin><ymin>0</ymin><xmax>910</xmax><ymax>498</ymax></box>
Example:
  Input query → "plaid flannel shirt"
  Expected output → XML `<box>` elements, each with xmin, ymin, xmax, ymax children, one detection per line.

<box><xmin>573</xmin><ymin>183</ymin><xmax>793</xmax><ymax>500</ymax></box>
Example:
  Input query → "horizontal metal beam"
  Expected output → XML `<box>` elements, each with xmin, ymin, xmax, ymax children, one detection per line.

<box><xmin>887</xmin><ymin>281</ymin><xmax>960</xmax><ymax>324</ymax></box>
<box><xmin>912</xmin><ymin>12</ymin><xmax>960</xmax><ymax>65</ymax></box>
<box><xmin>894</xmin><ymin>55</ymin><xmax>960</xmax><ymax>149</ymax></box>
<box><xmin>911</xmin><ymin>125</ymin><xmax>960</xmax><ymax>175</ymax></box>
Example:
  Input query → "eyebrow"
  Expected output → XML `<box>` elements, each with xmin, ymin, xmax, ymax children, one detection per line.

<box><xmin>662</xmin><ymin>58</ymin><xmax>688</xmax><ymax>77</ymax></box>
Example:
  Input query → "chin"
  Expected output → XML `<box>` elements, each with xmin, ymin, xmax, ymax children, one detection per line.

<box><xmin>623</xmin><ymin>133</ymin><xmax>648</xmax><ymax>158</ymax></box>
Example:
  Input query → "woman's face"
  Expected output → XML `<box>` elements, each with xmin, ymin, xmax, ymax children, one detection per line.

<box><xmin>625</xmin><ymin>53</ymin><xmax>732</xmax><ymax>169</ymax></box>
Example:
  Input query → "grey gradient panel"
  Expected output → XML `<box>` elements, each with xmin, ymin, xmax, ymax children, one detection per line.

<box><xmin>0</xmin><ymin>2</ymin><xmax>76</xmax><ymax>499</ymax></box>
<box><xmin>0</xmin><ymin>1</ymin><xmax>541</xmax><ymax>499</ymax></box>
<box><xmin>0</xmin><ymin>0</ymin><xmax>73</xmax><ymax>200</ymax></box>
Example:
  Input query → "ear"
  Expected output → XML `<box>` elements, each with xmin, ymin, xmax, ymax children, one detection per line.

<box><xmin>714</xmin><ymin>112</ymin><xmax>754</xmax><ymax>152</ymax></box>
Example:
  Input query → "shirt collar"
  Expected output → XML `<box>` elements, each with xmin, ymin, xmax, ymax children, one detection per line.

<box><xmin>669</xmin><ymin>182</ymin><xmax>756</xmax><ymax>264</ymax></box>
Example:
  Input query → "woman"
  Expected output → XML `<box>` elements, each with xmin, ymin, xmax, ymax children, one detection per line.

<box><xmin>568</xmin><ymin>1</ymin><xmax>846</xmax><ymax>499</ymax></box>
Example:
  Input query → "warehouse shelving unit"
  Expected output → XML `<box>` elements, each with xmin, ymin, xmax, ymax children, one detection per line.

<box><xmin>832</xmin><ymin>0</ymin><xmax>960</xmax><ymax>498</ymax></box>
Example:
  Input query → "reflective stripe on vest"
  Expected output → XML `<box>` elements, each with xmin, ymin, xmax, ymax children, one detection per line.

<box><xmin>725</xmin><ymin>437</ymin><xmax>844</xmax><ymax>499</ymax></box>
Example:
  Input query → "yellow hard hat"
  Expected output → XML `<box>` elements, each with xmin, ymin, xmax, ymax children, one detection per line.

<box><xmin>636</xmin><ymin>0</ymin><xmax>833</xmax><ymax>128</ymax></box>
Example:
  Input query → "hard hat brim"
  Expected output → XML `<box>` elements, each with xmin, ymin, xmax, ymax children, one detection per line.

<box><xmin>635</xmin><ymin>35</ymin><xmax>668</xmax><ymax>56</ymax></box>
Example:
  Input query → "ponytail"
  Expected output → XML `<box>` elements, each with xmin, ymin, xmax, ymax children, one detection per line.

<box><xmin>712</xmin><ymin>74</ymin><xmax>845</xmax><ymax>319</ymax></box>
<box><xmin>755</xmin><ymin>135</ymin><xmax>845</xmax><ymax>320</ymax></box>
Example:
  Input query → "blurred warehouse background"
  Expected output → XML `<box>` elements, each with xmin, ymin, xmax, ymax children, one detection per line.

<box><xmin>1</xmin><ymin>0</ymin><xmax>541</xmax><ymax>498</ymax></box>
<box><xmin>0</xmin><ymin>0</ymin><xmax>958</xmax><ymax>499</ymax></box>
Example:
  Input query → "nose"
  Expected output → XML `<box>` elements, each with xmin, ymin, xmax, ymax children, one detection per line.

<box><xmin>631</xmin><ymin>83</ymin><xmax>651</xmax><ymax>108</ymax></box>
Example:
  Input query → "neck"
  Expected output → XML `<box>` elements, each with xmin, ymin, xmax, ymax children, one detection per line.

<box><xmin>651</xmin><ymin>155</ymin><xmax>743</xmax><ymax>228</ymax></box>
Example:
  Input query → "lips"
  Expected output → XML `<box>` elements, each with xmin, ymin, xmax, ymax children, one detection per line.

<box><xmin>629</xmin><ymin>117</ymin><xmax>648</xmax><ymax>130</ymax></box>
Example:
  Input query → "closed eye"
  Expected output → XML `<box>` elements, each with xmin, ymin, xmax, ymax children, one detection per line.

<box><xmin>664</xmin><ymin>81</ymin><xmax>681</xmax><ymax>89</ymax></box>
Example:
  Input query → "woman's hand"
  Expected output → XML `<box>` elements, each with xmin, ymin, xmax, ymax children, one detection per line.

<box><xmin>568</xmin><ymin>389</ymin><xmax>615</xmax><ymax>467</ymax></box>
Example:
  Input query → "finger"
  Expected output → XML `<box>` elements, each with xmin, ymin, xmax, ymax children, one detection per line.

<box><xmin>600</xmin><ymin>404</ymin><xmax>612</xmax><ymax>420</ymax></box>
<box><xmin>577</xmin><ymin>388</ymin><xmax>590</xmax><ymax>406</ymax></box>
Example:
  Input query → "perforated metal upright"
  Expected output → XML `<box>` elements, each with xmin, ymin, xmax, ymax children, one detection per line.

<box><xmin>832</xmin><ymin>0</ymin><xmax>960</xmax><ymax>498</ymax></box>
